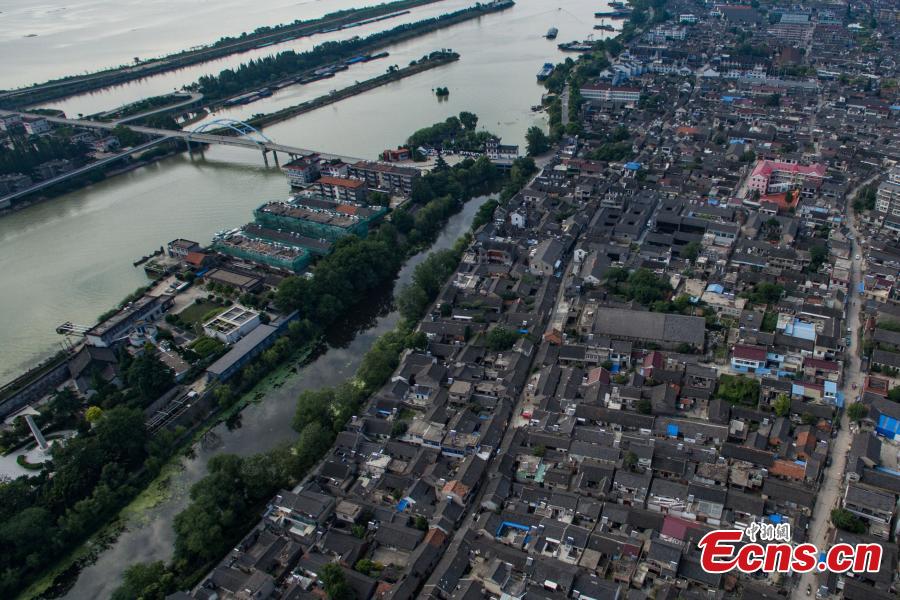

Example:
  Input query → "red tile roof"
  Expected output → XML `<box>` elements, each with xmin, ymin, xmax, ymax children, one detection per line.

<box><xmin>750</xmin><ymin>160</ymin><xmax>826</xmax><ymax>180</ymax></box>
<box><xmin>803</xmin><ymin>357</ymin><xmax>839</xmax><ymax>372</ymax></box>
<box><xmin>318</xmin><ymin>175</ymin><xmax>364</xmax><ymax>189</ymax></box>
<box><xmin>732</xmin><ymin>344</ymin><xmax>767</xmax><ymax>362</ymax></box>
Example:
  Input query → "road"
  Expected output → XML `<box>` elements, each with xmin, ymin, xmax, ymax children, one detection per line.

<box><xmin>112</xmin><ymin>92</ymin><xmax>204</xmax><ymax>124</ymax></box>
<box><xmin>425</xmin><ymin>162</ymin><xmax>565</xmax><ymax>586</ymax></box>
<box><xmin>0</xmin><ymin>137</ymin><xmax>167</xmax><ymax>206</ymax></box>
<box><xmin>791</xmin><ymin>183</ymin><xmax>869</xmax><ymax>600</ymax></box>
<box><xmin>0</xmin><ymin>109</ymin><xmax>362</xmax><ymax>162</ymax></box>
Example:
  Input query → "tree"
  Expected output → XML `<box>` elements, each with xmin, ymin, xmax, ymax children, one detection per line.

<box><xmin>111</xmin><ymin>125</ymin><xmax>144</xmax><ymax>147</ymax></box>
<box><xmin>717</xmin><ymin>375</ymin><xmax>760</xmax><ymax>406</ymax></box>
<box><xmin>458</xmin><ymin>111</ymin><xmax>478</xmax><ymax>130</ymax></box>
<box><xmin>525</xmin><ymin>126</ymin><xmax>550</xmax><ymax>156</ymax></box>
<box><xmin>111</xmin><ymin>561</ymin><xmax>175</xmax><ymax>600</ymax></box>
<box><xmin>355</xmin><ymin>558</ymin><xmax>382</xmax><ymax>576</ymax></box>
<box><xmin>214</xmin><ymin>384</ymin><xmax>235</xmax><ymax>408</ymax></box>
<box><xmin>623</xmin><ymin>451</ymin><xmax>638</xmax><ymax>470</ymax></box>
<box><xmin>85</xmin><ymin>405</ymin><xmax>103</xmax><ymax>423</ymax></box>
<box><xmin>486</xmin><ymin>327</ymin><xmax>518</xmax><ymax>351</ymax></box>
<box><xmin>391</xmin><ymin>420</ymin><xmax>409</xmax><ymax>438</ymax></box>
<box><xmin>847</xmin><ymin>403</ymin><xmax>868</xmax><ymax>422</ymax></box>
<box><xmin>414</xmin><ymin>515</ymin><xmax>429</xmax><ymax>531</ymax></box>
<box><xmin>295</xmin><ymin>422</ymin><xmax>334</xmax><ymax>471</ymax></box>
<box><xmin>888</xmin><ymin>387</ymin><xmax>900</xmax><ymax>403</ymax></box>
<box><xmin>773</xmin><ymin>393</ymin><xmax>791</xmax><ymax>417</ymax></box>
<box><xmin>293</xmin><ymin>388</ymin><xmax>335</xmax><ymax>433</ymax></box>
<box><xmin>746</xmin><ymin>282</ymin><xmax>784</xmax><ymax>306</ymax></box>
<box><xmin>533</xmin><ymin>445</ymin><xmax>546</xmax><ymax>457</ymax></box>
<box><xmin>682</xmin><ymin>241</ymin><xmax>701</xmax><ymax>262</ymax></box>
<box><xmin>637</xmin><ymin>398</ymin><xmax>652</xmax><ymax>414</ymax></box>
<box><xmin>125</xmin><ymin>351</ymin><xmax>174</xmax><ymax>403</ymax></box>
<box><xmin>766</xmin><ymin>93</ymin><xmax>781</xmax><ymax>107</ymax></box>
<box><xmin>830</xmin><ymin>508</ymin><xmax>866</xmax><ymax>534</ymax></box>
<box><xmin>320</xmin><ymin>563</ymin><xmax>353</xmax><ymax>600</ymax></box>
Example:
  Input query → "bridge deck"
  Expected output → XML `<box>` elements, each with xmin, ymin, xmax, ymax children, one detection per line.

<box><xmin>0</xmin><ymin>109</ymin><xmax>363</xmax><ymax>163</ymax></box>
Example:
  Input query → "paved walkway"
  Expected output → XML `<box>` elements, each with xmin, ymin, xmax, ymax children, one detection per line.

<box><xmin>792</xmin><ymin>187</ymin><xmax>868</xmax><ymax>599</ymax></box>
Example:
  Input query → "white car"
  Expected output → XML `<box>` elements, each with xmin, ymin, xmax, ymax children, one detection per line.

<box><xmin>855</xmin><ymin>255</ymin><xmax>861</xmax><ymax>260</ymax></box>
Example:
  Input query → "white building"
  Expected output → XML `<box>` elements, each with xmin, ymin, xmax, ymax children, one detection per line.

<box><xmin>203</xmin><ymin>305</ymin><xmax>262</xmax><ymax>344</ymax></box>
<box><xmin>876</xmin><ymin>166</ymin><xmax>900</xmax><ymax>233</ymax></box>
<box><xmin>23</xmin><ymin>117</ymin><xmax>51</xmax><ymax>135</ymax></box>
<box><xmin>579</xmin><ymin>83</ymin><xmax>641</xmax><ymax>104</ymax></box>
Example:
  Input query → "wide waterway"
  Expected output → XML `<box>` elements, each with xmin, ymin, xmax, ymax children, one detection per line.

<box><xmin>0</xmin><ymin>0</ymin><xmax>611</xmax><ymax>386</ymax></box>
<box><xmin>61</xmin><ymin>193</ymin><xmax>492</xmax><ymax>599</ymax></box>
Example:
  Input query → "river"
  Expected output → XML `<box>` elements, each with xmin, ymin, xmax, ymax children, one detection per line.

<box><xmin>0</xmin><ymin>0</ymin><xmax>400</xmax><ymax>90</ymax></box>
<box><xmin>0</xmin><ymin>0</ymin><xmax>610</xmax><ymax>386</ymax></box>
<box><xmin>61</xmin><ymin>193</ymin><xmax>492</xmax><ymax>600</ymax></box>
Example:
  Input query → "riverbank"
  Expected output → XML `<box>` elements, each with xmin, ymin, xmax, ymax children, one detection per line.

<box><xmin>192</xmin><ymin>0</ymin><xmax>513</xmax><ymax>106</ymax></box>
<box><xmin>248</xmin><ymin>51</ymin><xmax>458</xmax><ymax>129</ymax></box>
<box><xmin>1</xmin><ymin>0</ymin><xmax>448</xmax><ymax>108</ymax></box>
<box><xmin>0</xmin><ymin>51</ymin><xmax>456</xmax><ymax>212</ymax></box>
<box><xmin>0</xmin><ymin>141</ymin><xmax>185</xmax><ymax>216</ymax></box>
<box><xmin>17</xmin><ymin>339</ymin><xmax>321</xmax><ymax>600</ymax></box>
<box><xmin>11</xmin><ymin>140</ymin><xmax>507</xmax><ymax>597</ymax></box>
<box><xmin>111</xmin><ymin>153</ymin><xmax>535</xmax><ymax>595</ymax></box>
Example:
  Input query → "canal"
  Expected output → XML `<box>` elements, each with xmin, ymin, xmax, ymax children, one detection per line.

<box><xmin>62</xmin><ymin>193</ymin><xmax>493</xmax><ymax>600</ymax></box>
<box><xmin>0</xmin><ymin>0</ymin><xmax>610</xmax><ymax>385</ymax></box>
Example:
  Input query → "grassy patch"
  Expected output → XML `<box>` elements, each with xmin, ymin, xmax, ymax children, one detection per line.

<box><xmin>177</xmin><ymin>299</ymin><xmax>224</xmax><ymax>326</ymax></box>
<box><xmin>761</xmin><ymin>311</ymin><xmax>778</xmax><ymax>333</ymax></box>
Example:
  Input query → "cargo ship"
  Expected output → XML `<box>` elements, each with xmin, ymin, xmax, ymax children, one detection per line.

<box><xmin>558</xmin><ymin>41</ymin><xmax>594</xmax><ymax>52</ymax></box>
<box><xmin>537</xmin><ymin>62</ymin><xmax>555</xmax><ymax>81</ymax></box>
<box><xmin>594</xmin><ymin>9</ymin><xmax>632</xmax><ymax>18</ymax></box>
<box><xmin>545</xmin><ymin>27</ymin><xmax>558</xmax><ymax>39</ymax></box>
<box><xmin>224</xmin><ymin>87</ymin><xmax>273</xmax><ymax>106</ymax></box>
<box><xmin>594</xmin><ymin>23</ymin><xmax>616</xmax><ymax>31</ymax></box>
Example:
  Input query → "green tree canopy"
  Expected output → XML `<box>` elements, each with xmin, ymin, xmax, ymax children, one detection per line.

<box><xmin>525</xmin><ymin>126</ymin><xmax>550</xmax><ymax>156</ymax></box>
<box><xmin>717</xmin><ymin>375</ymin><xmax>760</xmax><ymax>406</ymax></box>
<box><xmin>486</xmin><ymin>327</ymin><xmax>519</xmax><ymax>351</ymax></box>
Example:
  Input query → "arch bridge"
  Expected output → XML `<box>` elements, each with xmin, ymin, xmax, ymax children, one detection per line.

<box><xmin>0</xmin><ymin>110</ymin><xmax>361</xmax><ymax>166</ymax></box>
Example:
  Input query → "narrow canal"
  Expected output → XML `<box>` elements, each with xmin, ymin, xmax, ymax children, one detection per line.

<box><xmin>62</xmin><ymin>194</ymin><xmax>493</xmax><ymax>600</ymax></box>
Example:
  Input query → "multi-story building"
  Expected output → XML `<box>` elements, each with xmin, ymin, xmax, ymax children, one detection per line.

<box><xmin>579</xmin><ymin>83</ymin><xmax>641</xmax><ymax>104</ymax></box>
<box><xmin>381</xmin><ymin>148</ymin><xmax>411</xmax><ymax>162</ymax></box>
<box><xmin>875</xmin><ymin>166</ymin><xmax>900</xmax><ymax>232</ymax></box>
<box><xmin>485</xmin><ymin>137</ymin><xmax>519</xmax><ymax>162</ymax></box>
<box><xmin>645</xmin><ymin>25</ymin><xmax>687</xmax><ymax>43</ymax></box>
<box><xmin>313</xmin><ymin>175</ymin><xmax>368</xmax><ymax>203</ymax></box>
<box><xmin>0</xmin><ymin>114</ymin><xmax>22</xmax><ymax>131</ymax></box>
<box><xmin>281</xmin><ymin>156</ymin><xmax>320</xmax><ymax>187</ymax></box>
<box><xmin>167</xmin><ymin>238</ymin><xmax>201</xmax><ymax>259</ymax></box>
<box><xmin>254</xmin><ymin>198</ymin><xmax>385</xmax><ymax>242</ymax></box>
<box><xmin>202</xmin><ymin>305</ymin><xmax>261</xmax><ymax>344</ymax></box>
<box><xmin>85</xmin><ymin>294</ymin><xmax>173</xmax><ymax>347</ymax></box>
<box><xmin>212</xmin><ymin>230</ymin><xmax>311</xmax><ymax>273</ymax></box>
<box><xmin>746</xmin><ymin>160</ymin><xmax>826</xmax><ymax>196</ymax></box>
<box><xmin>346</xmin><ymin>161</ymin><xmax>419</xmax><ymax>197</ymax></box>
<box><xmin>22</xmin><ymin>116</ymin><xmax>51</xmax><ymax>135</ymax></box>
